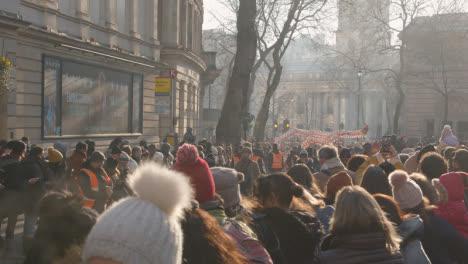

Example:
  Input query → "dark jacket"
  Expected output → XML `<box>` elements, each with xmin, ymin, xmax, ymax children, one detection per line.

<box><xmin>422</xmin><ymin>213</ymin><xmax>468</xmax><ymax>264</ymax></box>
<box><xmin>317</xmin><ymin>232</ymin><xmax>404</xmax><ymax>264</ymax></box>
<box><xmin>21</xmin><ymin>157</ymin><xmax>49</xmax><ymax>211</ymax></box>
<box><xmin>251</xmin><ymin>208</ymin><xmax>323</xmax><ymax>264</ymax></box>
<box><xmin>77</xmin><ymin>162</ymin><xmax>113</xmax><ymax>213</ymax></box>
<box><xmin>67</xmin><ymin>150</ymin><xmax>86</xmax><ymax>179</ymax></box>
<box><xmin>108</xmin><ymin>168</ymin><xmax>133</xmax><ymax>205</ymax></box>
<box><xmin>235</xmin><ymin>158</ymin><xmax>260</xmax><ymax>196</ymax></box>
<box><xmin>0</xmin><ymin>154</ymin><xmax>24</xmax><ymax>214</ymax></box>
<box><xmin>398</xmin><ymin>217</ymin><xmax>430</xmax><ymax>264</ymax></box>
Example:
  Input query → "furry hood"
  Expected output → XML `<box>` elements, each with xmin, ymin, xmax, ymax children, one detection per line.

<box><xmin>433</xmin><ymin>172</ymin><xmax>466</xmax><ymax>203</ymax></box>
<box><xmin>321</xmin><ymin>157</ymin><xmax>345</xmax><ymax>171</ymax></box>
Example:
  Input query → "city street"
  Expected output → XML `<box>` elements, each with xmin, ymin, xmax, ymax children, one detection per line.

<box><xmin>0</xmin><ymin>215</ymin><xmax>25</xmax><ymax>264</ymax></box>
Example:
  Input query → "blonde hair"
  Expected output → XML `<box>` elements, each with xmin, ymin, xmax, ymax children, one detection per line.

<box><xmin>330</xmin><ymin>186</ymin><xmax>401</xmax><ymax>253</ymax></box>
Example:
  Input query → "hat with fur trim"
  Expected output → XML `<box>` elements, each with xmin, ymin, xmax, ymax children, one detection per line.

<box><xmin>83</xmin><ymin>163</ymin><xmax>193</xmax><ymax>264</ymax></box>
<box><xmin>210</xmin><ymin>167</ymin><xmax>245</xmax><ymax>208</ymax></box>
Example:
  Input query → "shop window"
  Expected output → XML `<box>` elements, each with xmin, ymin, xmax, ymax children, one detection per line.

<box><xmin>42</xmin><ymin>56</ymin><xmax>143</xmax><ymax>137</ymax></box>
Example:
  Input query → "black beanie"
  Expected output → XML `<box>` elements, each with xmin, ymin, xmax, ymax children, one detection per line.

<box><xmin>29</xmin><ymin>146</ymin><xmax>44</xmax><ymax>157</ymax></box>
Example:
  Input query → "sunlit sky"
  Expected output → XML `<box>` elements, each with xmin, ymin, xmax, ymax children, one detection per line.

<box><xmin>203</xmin><ymin>0</ymin><xmax>233</xmax><ymax>30</ymax></box>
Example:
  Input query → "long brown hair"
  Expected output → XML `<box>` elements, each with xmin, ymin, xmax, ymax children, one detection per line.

<box><xmin>254</xmin><ymin>173</ymin><xmax>316</xmax><ymax>215</ymax></box>
<box><xmin>330</xmin><ymin>186</ymin><xmax>401</xmax><ymax>253</ymax></box>
<box><xmin>287</xmin><ymin>164</ymin><xmax>323</xmax><ymax>197</ymax></box>
<box><xmin>373</xmin><ymin>194</ymin><xmax>415</xmax><ymax>225</ymax></box>
<box><xmin>182</xmin><ymin>208</ymin><xmax>247</xmax><ymax>264</ymax></box>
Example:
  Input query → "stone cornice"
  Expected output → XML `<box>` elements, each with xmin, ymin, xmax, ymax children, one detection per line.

<box><xmin>161</xmin><ymin>48</ymin><xmax>207</xmax><ymax>72</ymax></box>
<box><xmin>20</xmin><ymin>0</ymin><xmax>161</xmax><ymax>47</ymax></box>
<box><xmin>17</xmin><ymin>25</ymin><xmax>168</xmax><ymax>70</ymax></box>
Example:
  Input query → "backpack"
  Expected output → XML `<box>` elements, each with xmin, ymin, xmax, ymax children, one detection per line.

<box><xmin>223</xmin><ymin>219</ymin><xmax>273</xmax><ymax>264</ymax></box>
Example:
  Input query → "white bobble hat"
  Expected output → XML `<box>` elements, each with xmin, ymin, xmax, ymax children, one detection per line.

<box><xmin>83</xmin><ymin>163</ymin><xmax>193</xmax><ymax>264</ymax></box>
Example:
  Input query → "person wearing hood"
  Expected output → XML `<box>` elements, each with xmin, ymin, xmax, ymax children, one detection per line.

<box><xmin>83</xmin><ymin>163</ymin><xmax>192</xmax><ymax>264</ymax></box>
<box><xmin>432</xmin><ymin>172</ymin><xmax>468</xmax><ymax>238</ymax></box>
<box><xmin>374</xmin><ymin>194</ymin><xmax>431</xmax><ymax>264</ymax></box>
<box><xmin>174</xmin><ymin>144</ymin><xmax>215</xmax><ymax>204</ymax></box>
<box><xmin>389</xmin><ymin>170</ymin><xmax>468</xmax><ymax>263</ymax></box>
<box><xmin>438</xmin><ymin>125</ymin><xmax>460</xmax><ymax>150</ymax></box>
<box><xmin>160</xmin><ymin>142</ymin><xmax>174</xmax><ymax>167</ymax></box>
<box><xmin>313</xmin><ymin>145</ymin><xmax>355</xmax><ymax>191</ymax></box>
<box><xmin>77</xmin><ymin>152</ymin><xmax>112</xmax><ymax>213</ymax></box>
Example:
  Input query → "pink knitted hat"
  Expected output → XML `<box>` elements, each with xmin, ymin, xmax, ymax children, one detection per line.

<box><xmin>389</xmin><ymin>170</ymin><xmax>423</xmax><ymax>210</ymax></box>
<box><xmin>176</xmin><ymin>144</ymin><xmax>199</xmax><ymax>165</ymax></box>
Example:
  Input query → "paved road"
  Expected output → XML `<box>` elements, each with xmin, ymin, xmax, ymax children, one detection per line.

<box><xmin>0</xmin><ymin>215</ymin><xmax>25</xmax><ymax>264</ymax></box>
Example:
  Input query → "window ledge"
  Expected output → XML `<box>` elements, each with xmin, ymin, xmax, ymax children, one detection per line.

<box><xmin>43</xmin><ymin>133</ymin><xmax>143</xmax><ymax>140</ymax></box>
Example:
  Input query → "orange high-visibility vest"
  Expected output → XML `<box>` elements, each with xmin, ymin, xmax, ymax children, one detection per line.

<box><xmin>78</xmin><ymin>168</ymin><xmax>110</xmax><ymax>209</ymax></box>
<box><xmin>234</xmin><ymin>156</ymin><xmax>240</xmax><ymax>166</ymax></box>
<box><xmin>252</xmin><ymin>156</ymin><xmax>260</xmax><ymax>163</ymax></box>
<box><xmin>272</xmin><ymin>152</ymin><xmax>283</xmax><ymax>169</ymax></box>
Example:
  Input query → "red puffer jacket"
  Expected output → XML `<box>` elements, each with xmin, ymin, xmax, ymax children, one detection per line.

<box><xmin>433</xmin><ymin>172</ymin><xmax>468</xmax><ymax>238</ymax></box>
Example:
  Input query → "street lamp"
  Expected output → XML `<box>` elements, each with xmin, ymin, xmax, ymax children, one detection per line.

<box><xmin>357</xmin><ymin>70</ymin><xmax>363</xmax><ymax>129</ymax></box>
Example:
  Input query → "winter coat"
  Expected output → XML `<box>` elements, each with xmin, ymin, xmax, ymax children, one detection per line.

<box><xmin>0</xmin><ymin>154</ymin><xmax>24</xmax><ymax>214</ymax></box>
<box><xmin>108</xmin><ymin>168</ymin><xmax>133</xmax><ymax>205</ymax></box>
<box><xmin>21</xmin><ymin>157</ymin><xmax>49</xmax><ymax>211</ymax></box>
<box><xmin>235</xmin><ymin>158</ymin><xmax>261</xmax><ymax>196</ymax></box>
<box><xmin>398</xmin><ymin>217</ymin><xmax>431</xmax><ymax>264</ymax></box>
<box><xmin>174</xmin><ymin>157</ymin><xmax>215</xmax><ymax>203</ymax></box>
<box><xmin>433</xmin><ymin>172</ymin><xmax>468</xmax><ymax>238</ymax></box>
<box><xmin>312</xmin><ymin>158</ymin><xmax>355</xmax><ymax>192</ymax></box>
<box><xmin>422</xmin><ymin>212</ymin><xmax>468</xmax><ymax>264</ymax></box>
<box><xmin>77</xmin><ymin>163</ymin><xmax>113</xmax><ymax>213</ymax></box>
<box><xmin>317</xmin><ymin>232</ymin><xmax>404</xmax><ymax>264</ymax></box>
<box><xmin>251</xmin><ymin>208</ymin><xmax>323</xmax><ymax>264</ymax></box>
<box><xmin>314</xmin><ymin>205</ymin><xmax>334</xmax><ymax>233</ymax></box>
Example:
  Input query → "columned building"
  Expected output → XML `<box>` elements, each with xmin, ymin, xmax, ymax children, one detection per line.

<box><xmin>0</xmin><ymin>0</ymin><xmax>213</xmax><ymax>150</ymax></box>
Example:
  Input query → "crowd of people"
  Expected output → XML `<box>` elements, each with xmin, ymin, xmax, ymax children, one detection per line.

<box><xmin>0</xmin><ymin>124</ymin><xmax>467</xmax><ymax>264</ymax></box>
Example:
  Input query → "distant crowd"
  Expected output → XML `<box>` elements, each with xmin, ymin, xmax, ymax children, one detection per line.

<box><xmin>0</xmin><ymin>125</ymin><xmax>467</xmax><ymax>264</ymax></box>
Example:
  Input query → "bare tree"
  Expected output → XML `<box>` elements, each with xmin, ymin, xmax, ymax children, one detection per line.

<box><xmin>216</xmin><ymin>0</ymin><xmax>257</xmax><ymax>144</ymax></box>
<box><xmin>253</xmin><ymin>0</ymin><xmax>329</xmax><ymax>141</ymax></box>
<box><xmin>360</xmin><ymin>0</ymin><xmax>467</xmax><ymax>133</ymax></box>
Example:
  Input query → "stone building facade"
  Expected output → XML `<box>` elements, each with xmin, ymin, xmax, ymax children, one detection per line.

<box><xmin>263</xmin><ymin>0</ymin><xmax>393</xmax><ymax>139</ymax></box>
<box><xmin>0</xmin><ymin>0</ymin><xmax>212</xmax><ymax>150</ymax></box>
<box><xmin>401</xmin><ymin>14</ymin><xmax>468</xmax><ymax>141</ymax></box>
